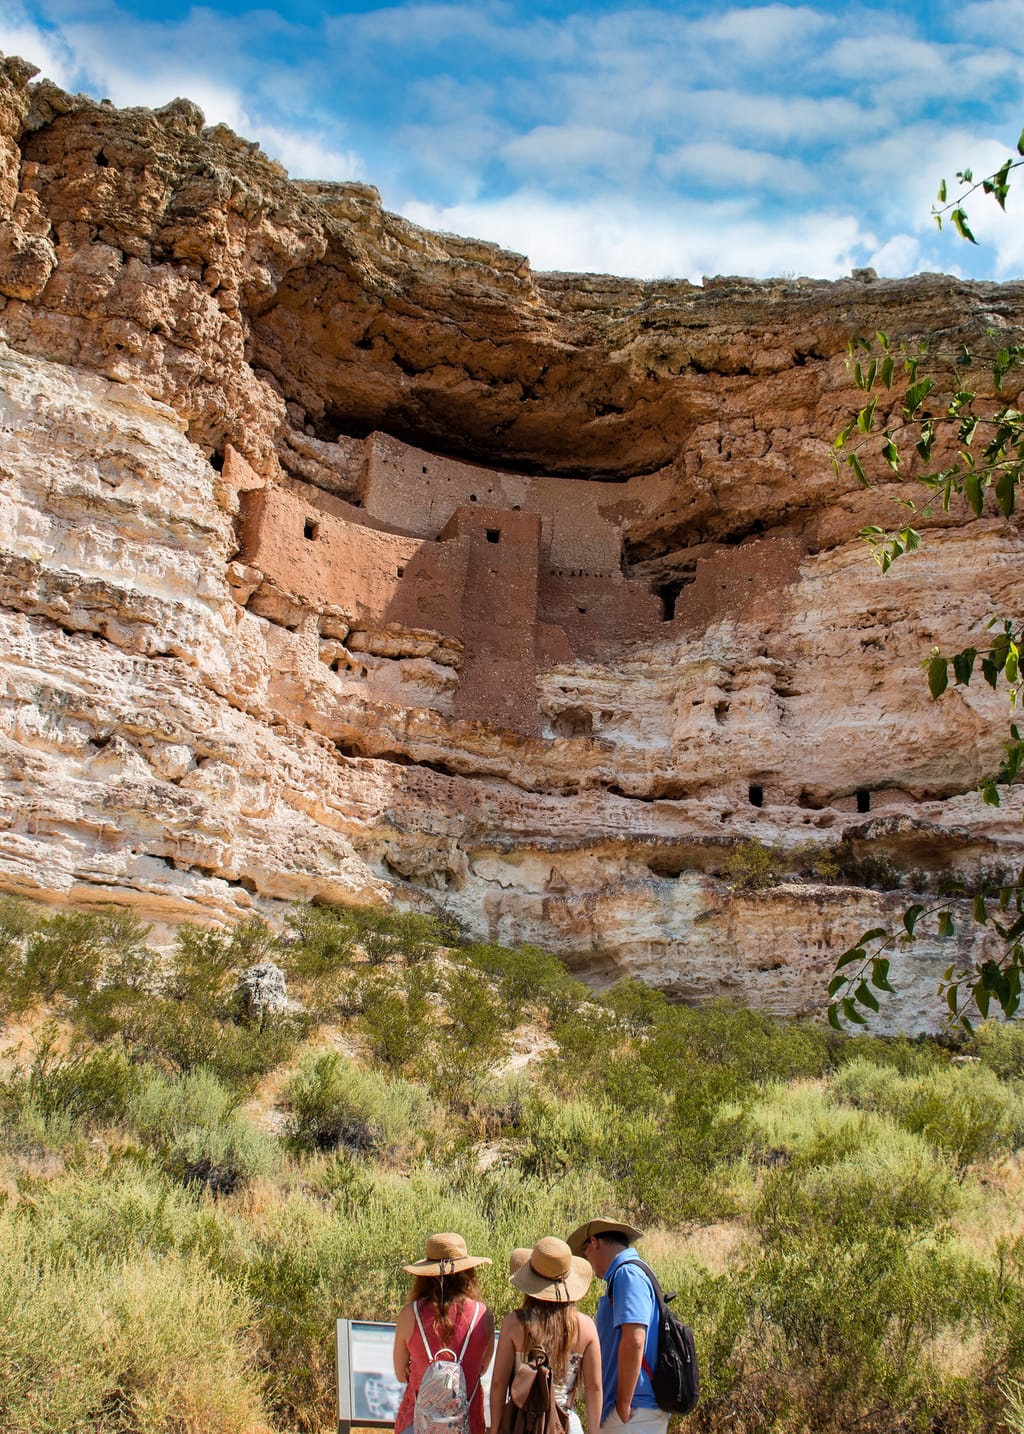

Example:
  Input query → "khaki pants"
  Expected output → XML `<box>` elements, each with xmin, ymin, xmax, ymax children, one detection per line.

<box><xmin>601</xmin><ymin>1407</ymin><xmax>670</xmax><ymax>1434</ymax></box>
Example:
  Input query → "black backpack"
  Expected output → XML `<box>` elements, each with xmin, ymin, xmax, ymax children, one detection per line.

<box><xmin>607</xmin><ymin>1258</ymin><xmax>699</xmax><ymax>1417</ymax></box>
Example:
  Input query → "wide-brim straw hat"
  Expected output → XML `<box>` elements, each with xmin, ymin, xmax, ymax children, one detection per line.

<box><xmin>508</xmin><ymin>1247</ymin><xmax>531</xmax><ymax>1277</ymax></box>
<box><xmin>566</xmin><ymin>1217</ymin><xmax>644</xmax><ymax>1257</ymax></box>
<box><xmin>511</xmin><ymin>1237</ymin><xmax>593</xmax><ymax>1303</ymax></box>
<box><xmin>403</xmin><ymin>1232</ymin><xmax>492</xmax><ymax>1276</ymax></box>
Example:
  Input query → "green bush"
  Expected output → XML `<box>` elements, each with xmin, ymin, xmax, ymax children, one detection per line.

<box><xmin>128</xmin><ymin>1067</ymin><xmax>277</xmax><ymax>1195</ymax></box>
<box><xmin>829</xmin><ymin>1056</ymin><xmax>1024</xmax><ymax>1168</ymax></box>
<box><xmin>0</xmin><ymin>1214</ymin><xmax>266</xmax><ymax>1434</ymax></box>
<box><xmin>973</xmin><ymin>1021</ymin><xmax>1024</xmax><ymax>1080</ymax></box>
<box><xmin>283</xmin><ymin>1049</ymin><xmax>431</xmax><ymax>1157</ymax></box>
<box><xmin>723</xmin><ymin>839</ymin><xmax>783</xmax><ymax>890</ymax></box>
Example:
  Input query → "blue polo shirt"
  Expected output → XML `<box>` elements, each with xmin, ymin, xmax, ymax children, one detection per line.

<box><xmin>595</xmin><ymin>1252</ymin><xmax>659</xmax><ymax>1423</ymax></box>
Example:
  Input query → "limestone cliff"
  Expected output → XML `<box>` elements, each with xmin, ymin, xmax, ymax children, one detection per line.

<box><xmin>1</xmin><ymin>56</ymin><xmax>1022</xmax><ymax>1031</ymax></box>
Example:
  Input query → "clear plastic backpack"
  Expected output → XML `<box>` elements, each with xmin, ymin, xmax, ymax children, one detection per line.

<box><xmin>412</xmin><ymin>1300</ymin><xmax>483</xmax><ymax>1434</ymax></box>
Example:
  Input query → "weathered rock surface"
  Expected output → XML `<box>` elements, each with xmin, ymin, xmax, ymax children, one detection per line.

<box><xmin>1</xmin><ymin>55</ymin><xmax>1022</xmax><ymax>1032</ymax></box>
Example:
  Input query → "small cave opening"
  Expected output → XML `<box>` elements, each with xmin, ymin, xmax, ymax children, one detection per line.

<box><xmin>748</xmin><ymin>784</ymin><xmax>764</xmax><ymax>807</ymax></box>
<box><xmin>209</xmin><ymin>448</ymin><xmax>225</xmax><ymax>473</ymax></box>
<box><xmin>486</xmin><ymin>528</ymin><xmax>501</xmax><ymax>544</ymax></box>
<box><xmin>856</xmin><ymin>788</ymin><xmax>872</xmax><ymax>813</ymax></box>
<box><xmin>304</xmin><ymin>518</ymin><xmax>320</xmax><ymax>541</ymax></box>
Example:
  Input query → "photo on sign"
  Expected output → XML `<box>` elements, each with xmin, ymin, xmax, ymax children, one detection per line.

<box><xmin>350</xmin><ymin>1322</ymin><xmax>406</xmax><ymax>1422</ymax></box>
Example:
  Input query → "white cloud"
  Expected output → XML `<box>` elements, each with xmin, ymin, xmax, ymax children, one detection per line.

<box><xmin>658</xmin><ymin>141</ymin><xmax>814</xmax><ymax>194</ymax></box>
<box><xmin>256</xmin><ymin>124</ymin><xmax>363</xmax><ymax>182</ymax></box>
<box><xmin>501</xmin><ymin>124</ymin><xmax>650</xmax><ymax>184</ymax></box>
<box><xmin>400</xmin><ymin>191</ymin><xmax>874</xmax><ymax>282</ymax></box>
<box><xmin>689</xmin><ymin>3</ymin><xmax>831</xmax><ymax>56</ymax></box>
<box><xmin>867</xmin><ymin>233</ymin><xmax>922</xmax><ymax>276</ymax></box>
<box><xmin>0</xmin><ymin>13</ymin><xmax>76</xmax><ymax>88</ymax></box>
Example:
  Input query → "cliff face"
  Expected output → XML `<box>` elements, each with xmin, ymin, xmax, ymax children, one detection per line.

<box><xmin>2</xmin><ymin>57</ymin><xmax>1022</xmax><ymax>1032</ymax></box>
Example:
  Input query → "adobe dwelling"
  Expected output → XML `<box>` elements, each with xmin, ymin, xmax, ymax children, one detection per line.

<box><xmin>230</xmin><ymin>432</ymin><xmax>803</xmax><ymax>735</ymax></box>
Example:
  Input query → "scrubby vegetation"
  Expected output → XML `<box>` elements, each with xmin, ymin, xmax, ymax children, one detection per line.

<box><xmin>1</xmin><ymin>896</ymin><xmax>1024</xmax><ymax>1433</ymax></box>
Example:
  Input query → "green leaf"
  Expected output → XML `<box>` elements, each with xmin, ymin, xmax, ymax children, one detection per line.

<box><xmin>827</xmin><ymin>972</ymin><xmax>849</xmax><ymax>998</ymax></box>
<box><xmin>861</xmin><ymin>927</ymin><xmax>888</xmax><ymax>942</ymax></box>
<box><xmin>880</xmin><ymin>355</ymin><xmax>895</xmax><ymax>389</ymax></box>
<box><xmin>982</xmin><ymin>778</ymin><xmax>1001</xmax><ymax>807</ymax></box>
<box><xmin>975</xmin><ymin>982</ymin><xmax>991</xmax><ymax>1018</ymax></box>
<box><xmin>857</xmin><ymin>398</ymin><xmax>877</xmax><ymax>434</ymax></box>
<box><xmin>951</xmin><ymin>207</ymin><xmax>978</xmax><ymax>243</ymax></box>
<box><xmin>973</xmin><ymin>893</ymin><xmax>989</xmax><ymax>924</ymax></box>
<box><xmin>953</xmin><ymin>648</ymin><xmax>977</xmax><ymax>685</ymax></box>
<box><xmin>996</xmin><ymin>470</ymin><xmax>1016</xmax><ymax>516</ymax></box>
<box><xmin>842</xmin><ymin>997</ymin><xmax>868</xmax><ymax>1026</ymax></box>
<box><xmin>855</xmin><ymin>980</ymin><xmax>880</xmax><ymax>1012</ymax></box>
<box><xmin>1007</xmin><ymin>648</ymin><xmax>1020</xmax><ymax>684</ymax></box>
<box><xmin>904</xmin><ymin>904</ymin><xmax>924</xmax><ymax>937</ymax></box>
<box><xmin>964</xmin><ymin>472</ymin><xmax>984</xmax><ymax>516</ymax></box>
<box><xmin>849</xmin><ymin>453</ymin><xmax>869</xmax><ymax>488</ymax></box>
<box><xmin>871</xmin><ymin>957</ymin><xmax>896</xmax><ymax>993</ymax></box>
<box><xmin>938</xmin><ymin>178</ymin><xmax>948</xmax><ymax>202</ymax></box>
<box><xmin>905</xmin><ymin>377</ymin><xmax>934</xmax><ymax>417</ymax></box>
<box><xmin>1018</xmin><ymin>129</ymin><xmax>1024</xmax><ymax>157</ymax></box>
<box><xmin>835</xmin><ymin>945</ymin><xmax>867</xmax><ymax>971</ymax></box>
<box><xmin>928</xmin><ymin>655</ymin><xmax>949</xmax><ymax>699</ymax></box>
<box><xmin>937</xmin><ymin>910</ymin><xmax>955</xmax><ymax>939</ymax></box>
<box><xmin>827</xmin><ymin>1003</ymin><xmax>844</xmax><ymax>1031</ymax></box>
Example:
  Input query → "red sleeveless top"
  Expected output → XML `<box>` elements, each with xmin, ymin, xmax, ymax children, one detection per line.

<box><xmin>395</xmin><ymin>1299</ymin><xmax>490</xmax><ymax>1434</ymax></box>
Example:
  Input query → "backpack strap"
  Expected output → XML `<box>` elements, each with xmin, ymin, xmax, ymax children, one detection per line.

<box><xmin>413</xmin><ymin>1299</ymin><xmax>436</xmax><ymax>1360</ymax></box>
<box><xmin>459</xmin><ymin>1301</ymin><xmax>484</xmax><ymax>1401</ymax></box>
<box><xmin>607</xmin><ymin>1258</ymin><xmax>664</xmax><ymax>1382</ymax></box>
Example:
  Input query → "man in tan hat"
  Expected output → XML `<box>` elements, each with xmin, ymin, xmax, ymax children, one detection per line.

<box><xmin>566</xmin><ymin>1218</ymin><xmax>667</xmax><ymax>1434</ymax></box>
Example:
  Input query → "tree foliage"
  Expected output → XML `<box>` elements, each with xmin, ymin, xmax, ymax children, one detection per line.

<box><xmin>829</xmin><ymin>142</ymin><xmax>1024</xmax><ymax>1030</ymax></box>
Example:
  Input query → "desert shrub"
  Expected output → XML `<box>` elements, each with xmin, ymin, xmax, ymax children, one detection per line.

<box><xmin>283</xmin><ymin>1049</ymin><xmax>431</xmax><ymax>1157</ymax></box>
<box><xmin>116</xmin><ymin>991</ymin><xmax>304</xmax><ymax>1089</ymax></box>
<box><xmin>723</xmin><ymin>839</ymin><xmax>783</xmax><ymax>890</ymax></box>
<box><xmin>514</xmin><ymin>1092</ymin><xmax>616</xmax><ymax>1180</ymax></box>
<box><xmin>7</xmin><ymin>1031</ymin><xmax>143</xmax><ymax>1126</ymax></box>
<box><xmin>279</xmin><ymin>894</ymin><xmax>358</xmax><ymax>986</ymax></box>
<box><xmin>0</xmin><ymin>1212</ymin><xmax>266</xmax><ymax>1434</ymax></box>
<box><xmin>19</xmin><ymin>910</ymin><xmax>111</xmax><ymax>1005</ymax></box>
<box><xmin>755</xmin><ymin>1129</ymin><xmax>960</xmax><ymax>1243</ymax></box>
<box><xmin>360</xmin><ymin>966</ymin><xmax>434</xmax><ymax>1071</ymax></box>
<box><xmin>740</xmin><ymin>1079</ymin><xmax>873</xmax><ymax>1170</ymax></box>
<box><xmin>463</xmin><ymin>941</ymin><xmax>581</xmax><ymax>1024</ymax></box>
<box><xmin>128</xmin><ymin>1067</ymin><xmax>277</xmax><ymax>1195</ymax></box>
<box><xmin>349</xmin><ymin>906</ymin><xmax>442</xmax><ymax>965</ymax></box>
<box><xmin>973</xmin><ymin>1020</ymin><xmax>1024</xmax><ymax>1080</ymax></box>
<box><xmin>425</xmin><ymin>964</ymin><xmax>510</xmax><ymax>1102</ymax></box>
<box><xmin>830</xmin><ymin>1057</ymin><xmax>1024</xmax><ymax>1168</ymax></box>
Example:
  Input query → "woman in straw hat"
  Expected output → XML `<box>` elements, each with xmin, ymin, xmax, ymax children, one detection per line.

<box><xmin>489</xmin><ymin>1237</ymin><xmax>602</xmax><ymax>1434</ymax></box>
<box><xmin>393</xmin><ymin>1233</ymin><xmax>495</xmax><ymax>1434</ymax></box>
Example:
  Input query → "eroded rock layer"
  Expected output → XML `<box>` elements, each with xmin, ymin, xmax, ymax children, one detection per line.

<box><xmin>2</xmin><ymin>56</ymin><xmax>1022</xmax><ymax>1030</ymax></box>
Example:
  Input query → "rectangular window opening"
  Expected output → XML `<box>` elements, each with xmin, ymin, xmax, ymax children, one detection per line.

<box><xmin>304</xmin><ymin>518</ymin><xmax>320</xmax><ymax>541</ymax></box>
<box><xmin>486</xmin><ymin>528</ymin><xmax>501</xmax><ymax>544</ymax></box>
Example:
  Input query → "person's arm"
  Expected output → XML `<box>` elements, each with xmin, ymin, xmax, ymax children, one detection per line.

<box><xmin>480</xmin><ymin>1306</ymin><xmax>496</xmax><ymax>1375</ymax></box>
<box><xmin>489</xmin><ymin>1315</ymin><xmax>517</xmax><ymax>1432</ymax></box>
<box><xmin>615</xmin><ymin>1324</ymin><xmax>646</xmax><ymax>1423</ymax></box>
<box><xmin>580</xmin><ymin>1318</ymin><xmax>603</xmax><ymax>1433</ymax></box>
<box><xmin>394</xmin><ymin>1303</ymin><xmax>415</xmax><ymax>1383</ymax></box>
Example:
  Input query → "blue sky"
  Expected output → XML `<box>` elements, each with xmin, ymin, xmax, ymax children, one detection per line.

<box><xmin>3</xmin><ymin>0</ymin><xmax>1024</xmax><ymax>282</ymax></box>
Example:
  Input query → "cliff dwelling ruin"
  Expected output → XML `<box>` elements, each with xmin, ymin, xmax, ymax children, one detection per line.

<box><xmin>1</xmin><ymin>57</ymin><xmax>1023</xmax><ymax>1029</ymax></box>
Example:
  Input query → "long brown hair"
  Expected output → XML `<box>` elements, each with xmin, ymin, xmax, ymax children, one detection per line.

<box><xmin>517</xmin><ymin>1296</ymin><xmax>579</xmax><ymax>1382</ymax></box>
<box><xmin>411</xmin><ymin>1269</ymin><xmax>482</xmax><ymax>1343</ymax></box>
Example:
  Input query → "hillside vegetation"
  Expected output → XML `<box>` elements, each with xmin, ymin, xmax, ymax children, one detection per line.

<box><xmin>1</xmin><ymin>898</ymin><xmax>1024</xmax><ymax>1434</ymax></box>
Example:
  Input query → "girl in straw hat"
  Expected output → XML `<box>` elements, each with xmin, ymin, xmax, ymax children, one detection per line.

<box><xmin>489</xmin><ymin>1237</ymin><xmax>602</xmax><ymax>1434</ymax></box>
<box><xmin>393</xmin><ymin>1233</ymin><xmax>495</xmax><ymax>1434</ymax></box>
